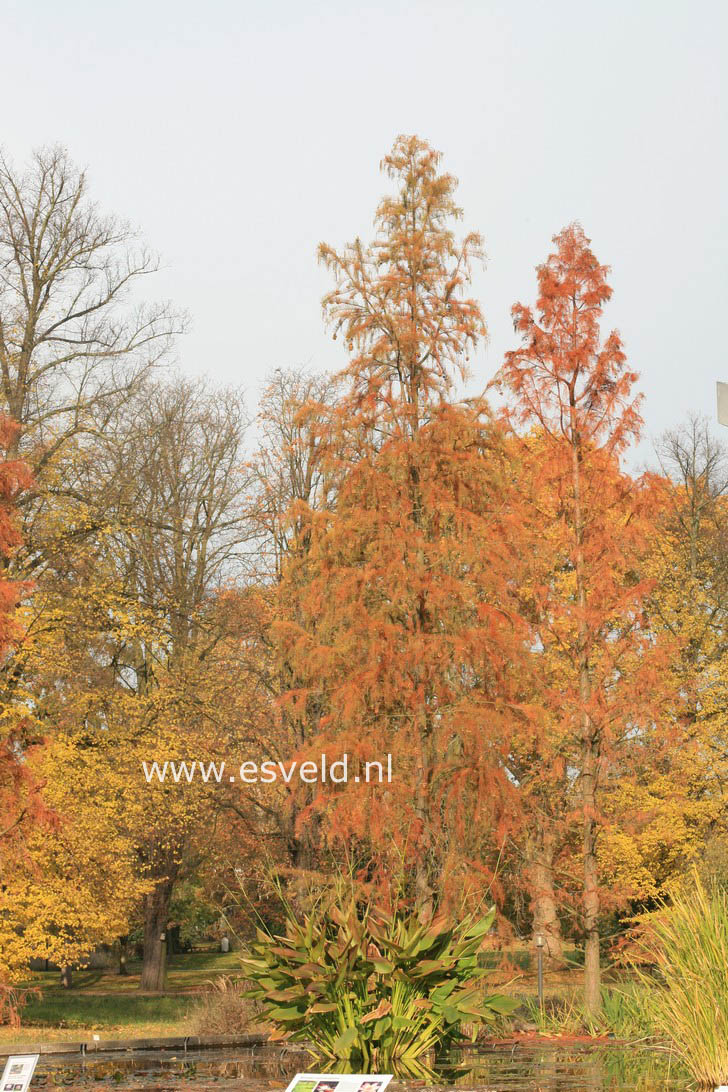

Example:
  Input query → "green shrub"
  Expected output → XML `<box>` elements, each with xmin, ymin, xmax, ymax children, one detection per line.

<box><xmin>240</xmin><ymin>894</ymin><xmax>516</xmax><ymax>1075</ymax></box>
<box><xmin>632</xmin><ymin>872</ymin><xmax>728</xmax><ymax>1088</ymax></box>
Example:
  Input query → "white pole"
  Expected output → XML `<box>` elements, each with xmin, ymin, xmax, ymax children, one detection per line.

<box><xmin>717</xmin><ymin>382</ymin><xmax>728</xmax><ymax>426</ymax></box>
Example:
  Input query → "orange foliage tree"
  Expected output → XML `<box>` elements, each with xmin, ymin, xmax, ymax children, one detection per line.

<box><xmin>0</xmin><ymin>416</ymin><xmax>34</xmax><ymax>844</ymax></box>
<box><xmin>276</xmin><ymin>136</ymin><xmax>532</xmax><ymax>911</ymax></box>
<box><xmin>497</xmin><ymin>224</ymin><xmax>668</xmax><ymax>1013</ymax></box>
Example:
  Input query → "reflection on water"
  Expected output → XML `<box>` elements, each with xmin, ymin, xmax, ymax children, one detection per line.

<box><xmin>26</xmin><ymin>1043</ymin><xmax>691</xmax><ymax>1090</ymax></box>
<box><xmin>436</xmin><ymin>1044</ymin><xmax>690</xmax><ymax>1090</ymax></box>
<box><xmin>32</xmin><ymin>1046</ymin><xmax>310</xmax><ymax>1087</ymax></box>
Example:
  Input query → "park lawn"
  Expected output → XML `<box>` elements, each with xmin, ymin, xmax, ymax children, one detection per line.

<box><xmin>0</xmin><ymin>995</ymin><xmax>194</xmax><ymax>1044</ymax></box>
<box><xmin>0</xmin><ymin>951</ymin><xmax>241</xmax><ymax>1046</ymax></box>
<box><xmin>18</xmin><ymin>951</ymin><xmax>241</xmax><ymax>995</ymax></box>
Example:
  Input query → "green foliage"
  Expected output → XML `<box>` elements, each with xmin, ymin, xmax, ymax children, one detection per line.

<box><xmin>240</xmin><ymin>894</ymin><xmax>516</xmax><ymax>1074</ymax></box>
<box><xmin>16</xmin><ymin>991</ymin><xmax>191</xmax><ymax>1031</ymax></box>
<box><xmin>523</xmin><ymin>986</ymin><xmax>652</xmax><ymax>1039</ymax></box>
<box><xmin>632</xmin><ymin>872</ymin><xmax>728</xmax><ymax>1088</ymax></box>
<box><xmin>169</xmin><ymin>880</ymin><xmax>220</xmax><ymax>948</ymax></box>
<box><xmin>591</xmin><ymin>987</ymin><xmax>651</xmax><ymax>1039</ymax></box>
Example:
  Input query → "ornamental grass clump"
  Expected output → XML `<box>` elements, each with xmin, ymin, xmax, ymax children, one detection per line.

<box><xmin>633</xmin><ymin>873</ymin><xmax>728</xmax><ymax>1089</ymax></box>
<box><xmin>190</xmin><ymin>975</ymin><xmax>261</xmax><ymax>1036</ymax></box>
<box><xmin>240</xmin><ymin>894</ymin><xmax>515</xmax><ymax>1075</ymax></box>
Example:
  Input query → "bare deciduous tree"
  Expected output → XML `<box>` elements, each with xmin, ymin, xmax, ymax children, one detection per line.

<box><xmin>251</xmin><ymin>365</ymin><xmax>337</xmax><ymax>580</ymax></box>
<box><xmin>72</xmin><ymin>376</ymin><xmax>254</xmax><ymax>992</ymax></box>
<box><xmin>657</xmin><ymin>414</ymin><xmax>728</xmax><ymax>580</ymax></box>
<box><xmin>0</xmin><ymin>145</ymin><xmax>182</xmax><ymax>473</ymax></box>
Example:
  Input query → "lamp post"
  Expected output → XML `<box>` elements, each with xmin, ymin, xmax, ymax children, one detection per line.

<box><xmin>535</xmin><ymin>933</ymin><xmax>545</xmax><ymax>1012</ymax></box>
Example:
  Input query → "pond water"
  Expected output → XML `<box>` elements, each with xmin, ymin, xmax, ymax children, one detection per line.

<box><xmin>24</xmin><ymin>1043</ymin><xmax>692</xmax><ymax>1091</ymax></box>
<box><xmin>437</xmin><ymin>1044</ymin><xmax>689</xmax><ymax>1089</ymax></box>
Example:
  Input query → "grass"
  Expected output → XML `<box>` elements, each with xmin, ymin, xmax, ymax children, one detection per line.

<box><xmin>18</xmin><ymin>950</ymin><xmax>242</xmax><ymax>995</ymax></box>
<box><xmin>0</xmin><ymin>951</ymin><xmax>242</xmax><ymax>1045</ymax></box>
<box><xmin>632</xmin><ymin>874</ymin><xmax>728</xmax><ymax>1089</ymax></box>
<box><xmin>486</xmin><ymin>944</ymin><xmax>636</xmax><ymax>1007</ymax></box>
<box><xmin>520</xmin><ymin>984</ymin><xmax>654</xmax><ymax>1040</ymax></box>
<box><xmin>1</xmin><ymin>994</ymin><xmax>193</xmax><ymax>1039</ymax></box>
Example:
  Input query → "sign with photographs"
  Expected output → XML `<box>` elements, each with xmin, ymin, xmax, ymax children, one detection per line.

<box><xmin>1</xmin><ymin>1054</ymin><xmax>39</xmax><ymax>1092</ymax></box>
<box><xmin>284</xmin><ymin>1074</ymin><xmax>392</xmax><ymax>1092</ymax></box>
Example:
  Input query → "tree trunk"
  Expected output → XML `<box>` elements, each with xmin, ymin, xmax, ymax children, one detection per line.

<box><xmin>118</xmin><ymin>935</ymin><xmax>129</xmax><ymax>975</ymax></box>
<box><xmin>286</xmin><ymin>782</ymin><xmax>321</xmax><ymax>874</ymax></box>
<box><xmin>60</xmin><ymin>966</ymin><xmax>73</xmax><ymax>988</ymax></box>
<box><xmin>414</xmin><ymin>853</ymin><xmax>434</xmax><ymax>918</ymax></box>
<box><xmin>413</xmin><ymin>726</ymin><xmax>435</xmax><ymax>918</ymax></box>
<box><xmin>527</xmin><ymin>831</ymin><xmax>564</xmax><ymax>963</ymax></box>
<box><xmin>571</xmin><ymin>417</ymin><xmax>601</xmax><ymax>1016</ymax></box>
<box><xmin>582</xmin><ymin>742</ymin><xmax>601</xmax><ymax>1013</ymax></box>
<box><xmin>140</xmin><ymin>874</ymin><xmax>175</xmax><ymax>992</ymax></box>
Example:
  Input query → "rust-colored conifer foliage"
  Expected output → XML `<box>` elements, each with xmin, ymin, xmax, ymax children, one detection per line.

<box><xmin>277</xmin><ymin>137</ymin><xmax>532</xmax><ymax>910</ymax></box>
<box><xmin>317</xmin><ymin>137</ymin><xmax>486</xmax><ymax>439</ymax></box>
<box><xmin>498</xmin><ymin>224</ymin><xmax>666</xmax><ymax>1014</ymax></box>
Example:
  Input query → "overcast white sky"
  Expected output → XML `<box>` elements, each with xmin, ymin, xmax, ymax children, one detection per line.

<box><xmin>3</xmin><ymin>0</ymin><xmax>726</xmax><ymax>460</ymax></box>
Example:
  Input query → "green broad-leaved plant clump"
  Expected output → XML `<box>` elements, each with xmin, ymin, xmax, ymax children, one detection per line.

<box><xmin>239</xmin><ymin>895</ymin><xmax>516</xmax><ymax>1075</ymax></box>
